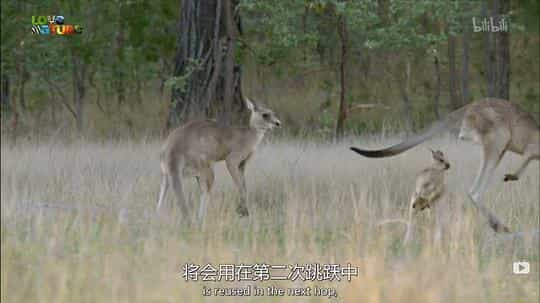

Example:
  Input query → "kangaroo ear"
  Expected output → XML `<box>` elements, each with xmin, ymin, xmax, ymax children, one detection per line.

<box><xmin>244</xmin><ymin>98</ymin><xmax>255</xmax><ymax>112</ymax></box>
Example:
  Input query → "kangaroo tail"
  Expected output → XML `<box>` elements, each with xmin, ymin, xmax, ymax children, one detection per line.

<box><xmin>350</xmin><ymin>105</ymin><xmax>470</xmax><ymax>158</ymax></box>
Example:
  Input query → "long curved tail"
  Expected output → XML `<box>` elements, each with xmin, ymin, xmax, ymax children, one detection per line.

<box><xmin>350</xmin><ymin>105</ymin><xmax>470</xmax><ymax>158</ymax></box>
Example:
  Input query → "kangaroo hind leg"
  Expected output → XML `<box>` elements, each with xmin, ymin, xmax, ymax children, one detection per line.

<box><xmin>468</xmin><ymin>129</ymin><xmax>510</xmax><ymax>233</ymax></box>
<box><xmin>404</xmin><ymin>195</ymin><xmax>418</xmax><ymax>245</ymax></box>
<box><xmin>197</xmin><ymin>166</ymin><xmax>215</xmax><ymax>221</ymax></box>
<box><xmin>169</xmin><ymin>157</ymin><xmax>191</xmax><ymax>221</ymax></box>
<box><xmin>504</xmin><ymin>146</ymin><xmax>539</xmax><ymax>181</ymax></box>
<box><xmin>156</xmin><ymin>172</ymin><xmax>169</xmax><ymax>211</ymax></box>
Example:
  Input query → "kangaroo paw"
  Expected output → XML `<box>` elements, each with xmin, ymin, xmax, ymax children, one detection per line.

<box><xmin>236</xmin><ymin>204</ymin><xmax>249</xmax><ymax>217</ymax></box>
<box><xmin>503</xmin><ymin>174</ymin><xmax>518</xmax><ymax>182</ymax></box>
<box><xmin>489</xmin><ymin>218</ymin><xmax>511</xmax><ymax>233</ymax></box>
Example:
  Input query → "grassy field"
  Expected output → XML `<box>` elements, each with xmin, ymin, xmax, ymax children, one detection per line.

<box><xmin>1</xmin><ymin>137</ymin><xmax>539</xmax><ymax>303</ymax></box>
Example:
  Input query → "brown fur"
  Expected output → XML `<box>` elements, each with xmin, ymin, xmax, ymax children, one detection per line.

<box><xmin>351</xmin><ymin>98</ymin><xmax>540</xmax><ymax>233</ymax></box>
<box><xmin>405</xmin><ymin>150</ymin><xmax>450</xmax><ymax>243</ymax></box>
<box><xmin>157</xmin><ymin>98</ymin><xmax>281</xmax><ymax>221</ymax></box>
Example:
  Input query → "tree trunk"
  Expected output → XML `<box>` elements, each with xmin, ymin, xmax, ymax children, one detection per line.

<box><xmin>302</xmin><ymin>4</ymin><xmax>308</xmax><ymax>63</ymax></box>
<box><xmin>484</xmin><ymin>0</ymin><xmax>495</xmax><ymax>97</ymax></box>
<box><xmin>398</xmin><ymin>60</ymin><xmax>414</xmax><ymax>133</ymax></box>
<box><xmin>114</xmin><ymin>1</ymin><xmax>126</xmax><ymax>105</ymax></box>
<box><xmin>447</xmin><ymin>28</ymin><xmax>460</xmax><ymax>109</ymax></box>
<box><xmin>17</xmin><ymin>62</ymin><xmax>28</xmax><ymax>111</ymax></box>
<box><xmin>494</xmin><ymin>0</ymin><xmax>510</xmax><ymax>99</ymax></box>
<box><xmin>158</xmin><ymin>58</ymin><xmax>169</xmax><ymax>97</ymax></box>
<box><xmin>335</xmin><ymin>13</ymin><xmax>348</xmax><ymax>139</ymax></box>
<box><xmin>485</xmin><ymin>0</ymin><xmax>510</xmax><ymax>99</ymax></box>
<box><xmin>461</xmin><ymin>9</ymin><xmax>471</xmax><ymax>105</ymax></box>
<box><xmin>71</xmin><ymin>52</ymin><xmax>86</xmax><ymax>133</ymax></box>
<box><xmin>50</xmin><ymin>95</ymin><xmax>57</xmax><ymax>126</ymax></box>
<box><xmin>433</xmin><ymin>54</ymin><xmax>441</xmax><ymax>119</ymax></box>
<box><xmin>1</xmin><ymin>74</ymin><xmax>10</xmax><ymax>113</ymax></box>
<box><xmin>167</xmin><ymin>0</ymin><xmax>244</xmax><ymax>130</ymax></box>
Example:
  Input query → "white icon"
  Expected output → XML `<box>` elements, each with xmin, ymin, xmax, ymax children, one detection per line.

<box><xmin>513</xmin><ymin>261</ymin><xmax>530</xmax><ymax>274</ymax></box>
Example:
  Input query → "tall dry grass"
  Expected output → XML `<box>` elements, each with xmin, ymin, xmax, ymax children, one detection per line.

<box><xmin>1</xmin><ymin>137</ymin><xmax>539</xmax><ymax>302</ymax></box>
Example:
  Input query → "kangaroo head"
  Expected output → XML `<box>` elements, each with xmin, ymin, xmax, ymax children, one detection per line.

<box><xmin>430</xmin><ymin>149</ymin><xmax>450</xmax><ymax>170</ymax></box>
<box><xmin>245</xmin><ymin>98</ymin><xmax>281</xmax><ymax>131</ymax></box>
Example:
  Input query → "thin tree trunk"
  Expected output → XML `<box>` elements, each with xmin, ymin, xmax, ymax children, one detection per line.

<box><xmin>495</xmin><ymin>0</ymin><xmax>510</xmax><ymax>99</ymax></box>
<box><xmin>433</xmin><ymin>54</ymin><xmax>441</xmax><ymax>119</ymax></box>
<box><xmin>335</xmin><ymin>13</ymin><xmax>348</xmax><ymax>139</ymax></box>
<box><xmin>399</xmin><ymin>60</ymin><xmax>414</xmax><ymax>133</ymax></box>
<box><xmin>484</xmin><ymin>0</ymin><xmax>496</xmax><ymax>97</ymax></box>
<box><xmin>50</xmin><ymin>96</ymin><xmax>57</xmax><ymax>126</ymax></box>
<box><xmin>447</xmin><ymin>28</ymin><xmax>460</xmax><ymax>109</ymax></box>
<box><xmin>302</xmin><ymin>4</ymin><xmax>308</xmax><ymax>63</ymax></box>
<box><xmin>114</xmin><ymin>1</ymin><xmax>126</xmax><ymax>105</ymax></box>
<box><xmin>461</xmin><ymin>9</ymin><xmax>471</xmax><ymax>105</ymax></box>
<box><xmin>71</xmin><ymin>52</ymin><xmax>86</xmax><ymax>133</ymax></box>
<box><xmin>377</xmin><ymin>0</ymin><xmax>389</xmax><ymax>24</ymax></box>
<box><xmin>15</xmin><ymin>66</ymin><xmax>28</xmax><ymax>142</ymax></box>
<box><xmin>135</xmin><ymin>78</ymin><xmax>143</xmax><ymax>105</ymax></box>
<box><xmin>72</xmin><ymin>68</ymin><xmax>83</xmax><ymax>133</ymax></box>
<box><xmin>485</xmin><ymin>0</ymin><xmax>510</xmax><ymax>99</ymax></box>
<box><xmin>1</xmin><ymin>74</ymin><xmax>10</xmax><ymax>113</ymax></box>
<box><xmin>10</xmin><ymin>106</ymin><xmax>19</xmax><ymax>143</ymax></box>
<box><xmin>17</xmin><ymin>63</ymin><xmax>28</xmax><ymax>111</ymax></box>
<box><xmin>158</xmin><ymin>59</ymin><xmax>167</xmax><ymax>97</ymax></box>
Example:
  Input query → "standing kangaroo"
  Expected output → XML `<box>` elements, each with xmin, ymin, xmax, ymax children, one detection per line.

<box><xmin>404</xmin><ymin>149</ymin><xmax>451</xmax><ymax>244</ymax></box>
<box><xmin>157</xmin><ymin>98</ymin><xmax>281</xmax><ymax>220</ymax></box>
<box><xmin>351</xmin><ymin>98</ymin><xmax>540</xmax><ymax>233</ymax></box>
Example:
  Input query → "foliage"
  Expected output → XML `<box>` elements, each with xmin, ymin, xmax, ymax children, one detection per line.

<box><xmin>0</xmin><ymin>0</ymin><xmax>538</xmax><ymax>137</ymax></box>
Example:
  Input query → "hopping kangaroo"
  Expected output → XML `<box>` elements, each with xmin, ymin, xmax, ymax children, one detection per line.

<box><xmin>157</xmin><ymin>98</ymin><xmax>281</xmax><ymax>220</ymax></box>
<box><xmin>404</xmin><ymin>149</ymin><xmax>451</xmax><ymax>244</ymax></box>
<box><xmin>351</xmin><ymin>98</ymin><xmax>540</xmax><ymax>233</ymax></box>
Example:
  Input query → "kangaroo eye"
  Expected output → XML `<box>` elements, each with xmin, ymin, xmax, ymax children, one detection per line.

<box><xmin>262</xmin><ymin>113</ymin><xmax>270</xmax><ymax>119</ymax></box>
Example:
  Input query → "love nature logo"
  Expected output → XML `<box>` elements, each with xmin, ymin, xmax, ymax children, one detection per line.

<box><xmin>31</xmin><ymin>15</ymin><xmax>83</xmax><ymax>35</ymax></box>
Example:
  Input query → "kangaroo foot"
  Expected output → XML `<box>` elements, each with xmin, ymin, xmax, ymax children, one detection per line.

<box><xmin>236</xmin><ymin>204</ymin><xmax>249</xmax><ymax>217</ymax></box>
<box><xmin>504</xmin><ymin>174</ymin><xmax>518</xmax><ymax>182</ymax></box>
<box><xmin>489</xmin><ymin>217</ymin><xmax>511</xmax><ymax>233</ymax></box>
